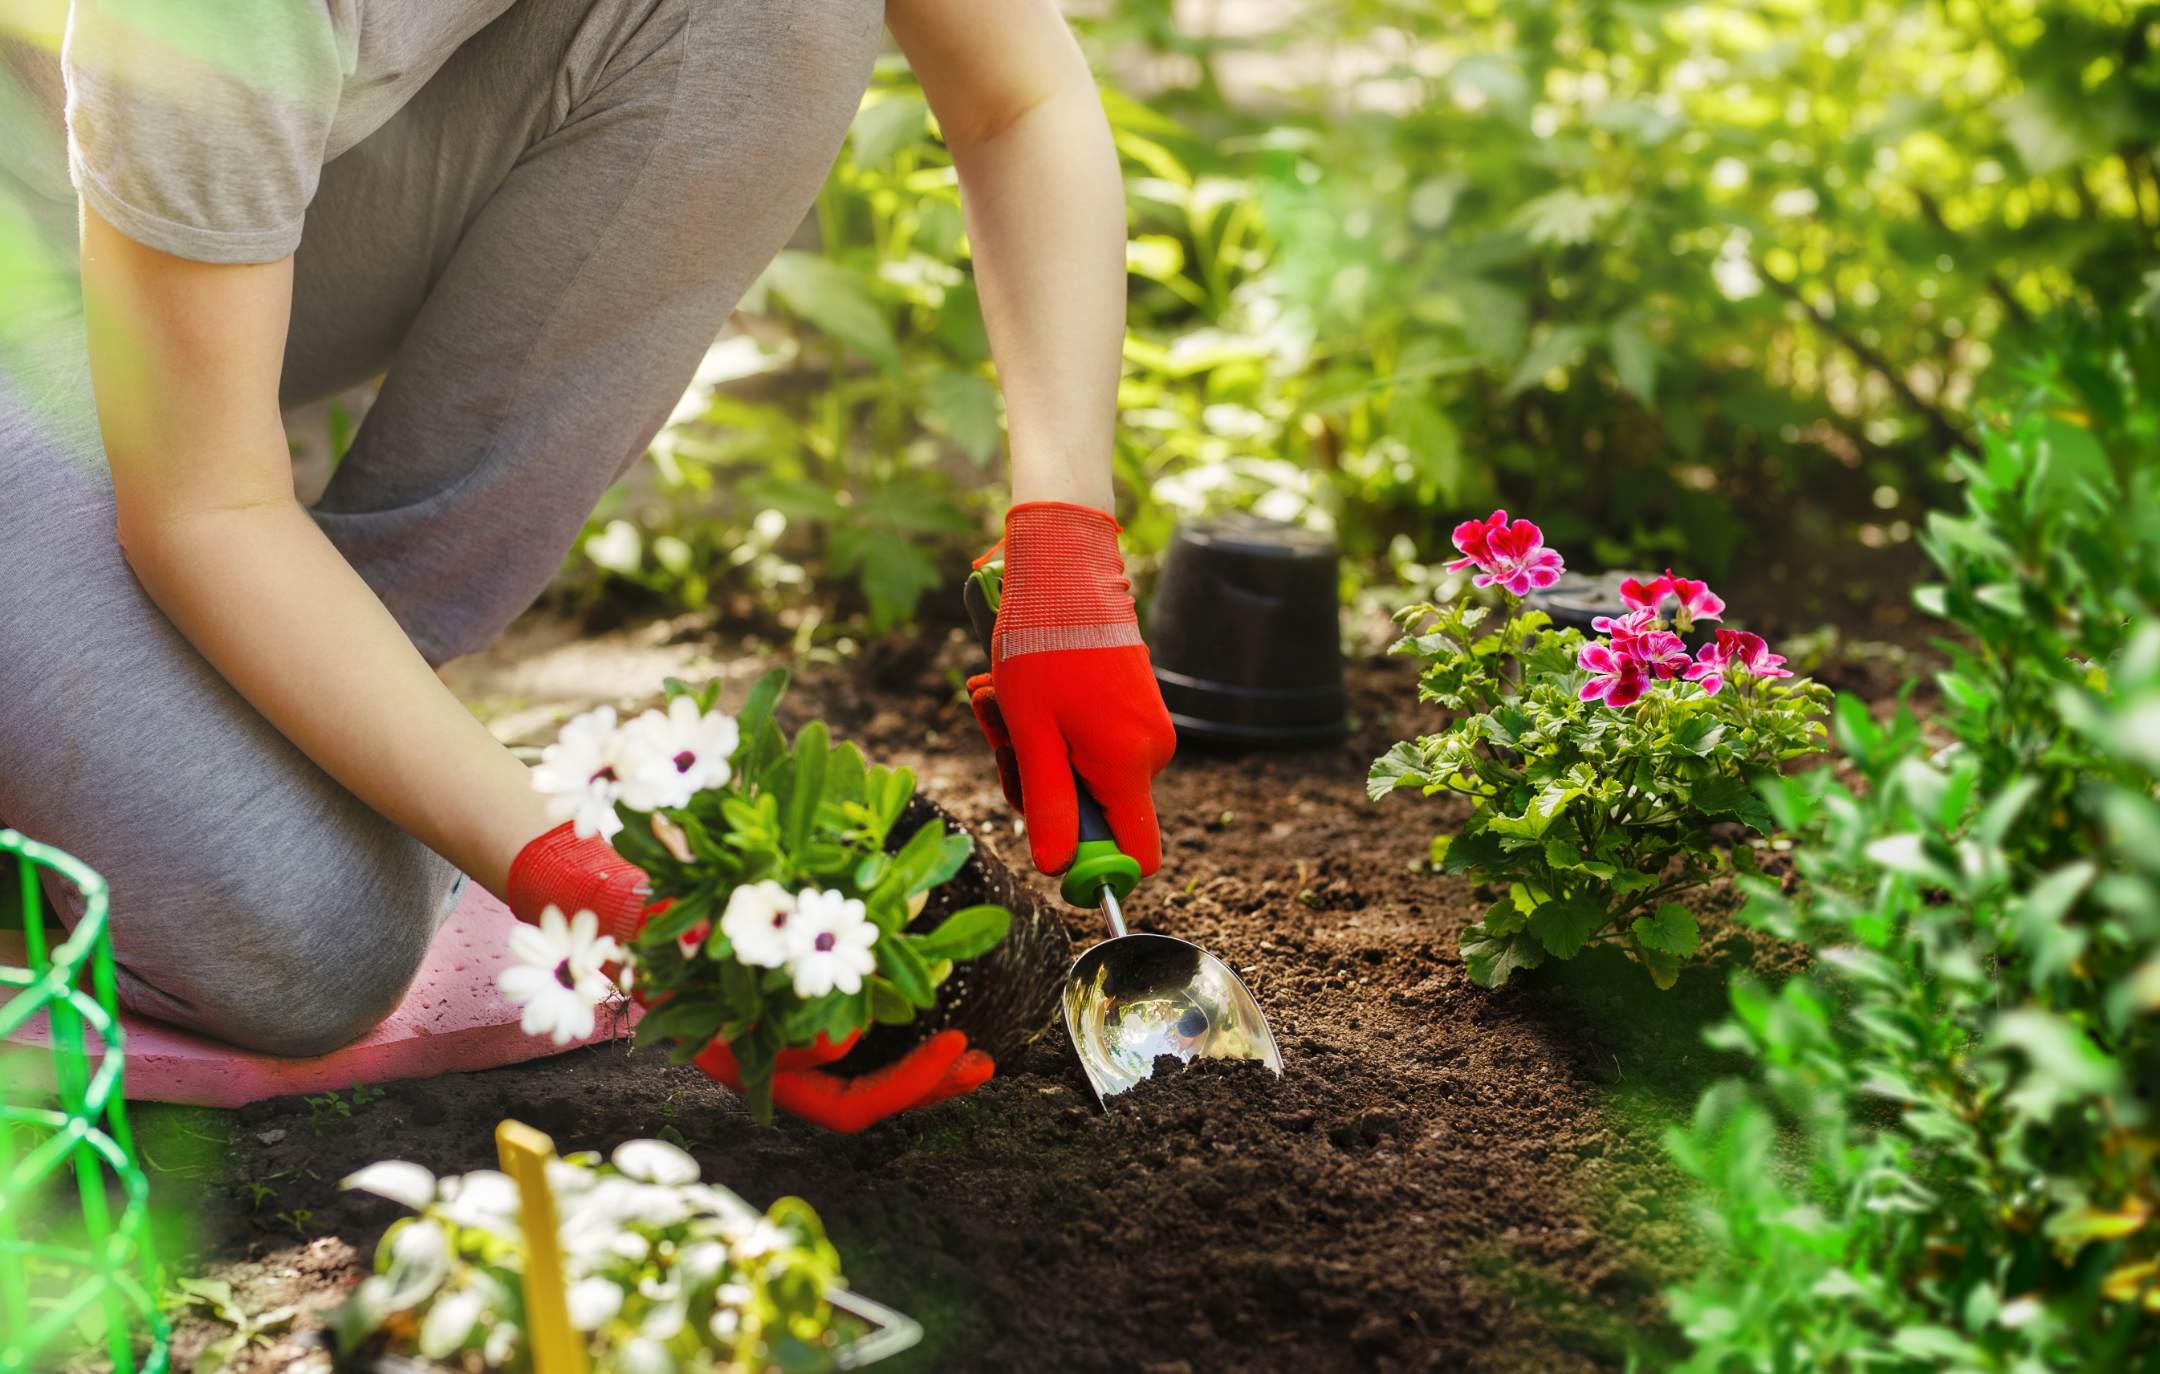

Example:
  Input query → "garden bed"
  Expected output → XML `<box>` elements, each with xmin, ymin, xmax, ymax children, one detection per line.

<box><xmin>144</xmin><ymin>617</ymin><xmax>1825</xmax><ymax>1374</ymax></box>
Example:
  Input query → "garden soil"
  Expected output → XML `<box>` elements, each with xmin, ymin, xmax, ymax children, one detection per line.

<box><xmin>142</xmin><ymin>620</ymin><xmax>1829</xmax><ymax>1374</ymax></box>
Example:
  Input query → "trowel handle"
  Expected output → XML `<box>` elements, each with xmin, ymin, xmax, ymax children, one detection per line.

<box><xmin>965</xmin><ymin>567</ymin><xmax>1144</xmax><ymax>911</ymax></box>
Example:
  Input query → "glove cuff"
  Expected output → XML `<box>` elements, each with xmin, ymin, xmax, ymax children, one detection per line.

<box><xmin>506</xmin><ymin>820</ymin><xmax>652</xmax><ymax>945</ymax></box>
<box><xmin>993</xmin><ymin>501</ymin><xmax>1142</xmax><ymax>663</ymax></box>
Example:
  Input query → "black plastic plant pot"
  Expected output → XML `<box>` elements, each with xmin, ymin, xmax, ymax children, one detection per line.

<box><xmin>1526</xmin><ymin>570</ymin><xmax>1717</xmax><ymax>650</ymax></box>
<box><xmin>841</xmin><ymin>793</ymin><xmax>1069</xmax><ymax>1075</ymax></box>
<box><xmin>1145</xmin><ymin>512</ymin><xmax>1348</xmax><ymax>748</ymax></box>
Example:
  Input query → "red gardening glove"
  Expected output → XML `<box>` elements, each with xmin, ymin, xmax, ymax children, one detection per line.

<box><xmin>979</xmin><ymin>502</ymin><xmax>1177</xmax><ymax>876</ymax></box>
<box><xmin>695</xmin><ymin>1029</ymin><xmax>994</xmax><ymax>1135</ymax></box>
<box><xmin>966</xmin><ymin>672</ymin><xmax>1023</xmax><ymax>812</ymax></box>
<box><xmin>505</xmin><ymin>822</ymin><xmax>993</xmax><ymax>1130</ymax></box>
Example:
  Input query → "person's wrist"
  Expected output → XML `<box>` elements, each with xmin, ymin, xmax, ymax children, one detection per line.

<box><xmin>992</xmin><ymin>502</ymin><xmax>1137</xmax><ymax>663</ymax></box>
<box><xmin>1007</xmin><ymin>458</ymin><xmax>1113</xmax><ymax>511</ymax></box>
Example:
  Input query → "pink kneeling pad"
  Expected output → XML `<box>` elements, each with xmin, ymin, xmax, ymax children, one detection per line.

<box><xmin>0</xmin><ymin>885</ymin><xmax>635</xmax><ymax>1107</ymax></box>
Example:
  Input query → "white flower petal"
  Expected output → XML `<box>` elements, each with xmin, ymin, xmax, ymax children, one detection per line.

<box><xmin>566</xmin><ymin>1276</ymin><xmax>623</xmax><ymax>1332</ymax></box>
<box><xmin>418</xmin><ymin>1287</ymin><xmax>484</xmax><ymax>1359</ymax></box>
<box><xmin>341</xmin><ymin>1160</ymin><xmax>436</xmax><ymax>1211</ymax></box>
<box><xmin>618</xmin><ymin>1336</ymin><xmax>678</xmax><ymax>1374</ymax></box>
<box><xmin>611</xmin><ymin>1138</ymin><xmax>700</xmax><ymax>1186</ymax></box>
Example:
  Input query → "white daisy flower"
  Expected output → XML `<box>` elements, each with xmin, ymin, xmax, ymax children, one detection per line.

<box><xmin>718</xmin><ymin>880</ymin><xmax>796</xmax><ymax>969</ymax></box>
<box><xmin>531</xmin><ymin>706</ymin><xmax>630</xmax><ymax>840</ymax></box>
<box><xmin>498</xmin><ymin>906</ymin><xmax>620</xmax><ymax>1045</ymax></box>
<box><xmin>618</xmin><ymin>697</ymin><xmax>739</xmax><ymax>811</ymax></box>
<box><xmin>785</xmin><ymin>889</ymin><xmax>878</xmax><ymax>999</ymax></box>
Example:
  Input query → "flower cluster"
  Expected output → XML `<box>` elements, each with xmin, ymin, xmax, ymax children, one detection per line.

<box><xmin>713</xmin><ymin>881</ymin><xmax>879</xmax><ymax>1000</ymax></box>
<box><xmin>509</xmin><ymin>671</ymin><xmax>1014</xmax><ymax>1124</ymax></box>
<box><xmin>334</xmin><ymin>1141</ymin><xmax>848</xmax><ymax>1373</ymax></box>
<box><xmin>1373</xmin><ymin>512</ymin><xmax>1829</xmax><ymax>990</ymax></box>
<box><xmin>1447</xmin><ymin>509</ymin><xmax>1566</xmax><ymax>596</ymax></box>
<box><xmin>533</xmin><ymin>697</ymin><xmax>741</xmax><ymax>841</ymax></box>
<box><xmin>1576</xmin><ymin>576</ymin><xmax>1789</xmax><ymax>710</ymax></box>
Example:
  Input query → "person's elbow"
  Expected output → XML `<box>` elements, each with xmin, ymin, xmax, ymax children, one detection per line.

<box><xmin>109</xmin><ymin>479</ymin><xmax>287</xmax><ymax>591</ymax></box>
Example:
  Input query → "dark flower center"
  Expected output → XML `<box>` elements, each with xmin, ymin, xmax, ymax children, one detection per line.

<box><xmin>771</xmin><ymin>912</ymin><xmax>788</xmax><ymax>928</ymax></box>
<box><xmin>673</xmin><ymin>750</ymin><xmax>696</xmax><ymax>774</ymax></box>
<box><xmin>553</xmin><ymin>958</ymin><xmax>576</xmax><ymax>990</ymax></box>
<box><xmin>814</xmin><ymin>932</ymin><xmax>836</xmax><ymax>953</ymax></box>
<box><xmin>590</xmin><ymin>765</ymin><xmax>618</xmax><ymax>784</ymax></box>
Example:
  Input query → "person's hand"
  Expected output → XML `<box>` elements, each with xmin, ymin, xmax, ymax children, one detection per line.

<box><xmin>505</xmin><ymin>822</ymin><xmax>994</xmax><ymax>1130</ymax></box>
<box><xmin>967</xmin><ymin>502</ymin><xmax>1177</xmax><ymax>876</ymax></box>
<box><xmin>694</xmin><ymin>1029</ymin><xmax>993</xmax><ymax>1135</ymax></box>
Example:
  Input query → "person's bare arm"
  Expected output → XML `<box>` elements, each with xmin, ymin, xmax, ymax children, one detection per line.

<box><xmin>887</xmin><ymin>0</ymin><xmax>1123</xmax><ymax>511</ymax></box>
<box><xmin>78</xmin><ymin>209</ymin><xmax>551</xmax><ymax>894</ymax></box>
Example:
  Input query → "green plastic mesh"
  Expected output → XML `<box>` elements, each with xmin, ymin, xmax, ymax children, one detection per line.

<box><xmin>0</xmin><ymin>830</ymin><xmax>168</xmax><ymax>1374</ymax></box>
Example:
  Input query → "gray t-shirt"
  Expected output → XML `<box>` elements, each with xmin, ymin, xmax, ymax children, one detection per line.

<box><xmin>62</xmin><ymin>0</ymin><xmax>515</xmax><ymax>264</ymax></box>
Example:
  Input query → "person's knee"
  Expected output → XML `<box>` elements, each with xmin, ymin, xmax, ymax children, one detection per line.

<box><xmin>157</xmin><ymin>832</ymin><xmax>454</xmax><ymax>1058</ymax></box>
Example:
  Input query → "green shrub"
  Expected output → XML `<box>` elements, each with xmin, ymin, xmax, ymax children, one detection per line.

<box><xmin>1666</xmin><ymin>313</ymin><xmax>2160</xmax><ymax>1369</ymax></box>
<box><xmin>572</xmin><ymin>3</ymin><xmax>2160</xmax><ymax>636</ymax></box>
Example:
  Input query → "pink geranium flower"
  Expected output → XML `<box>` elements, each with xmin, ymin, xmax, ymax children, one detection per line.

<box><xmin>1619</xmin><ymin>569</ymin><xmax>1726</xmax><ymax>626</ymax></box>
<box><xmin>1688</xmin><ymin>630</ymin><xmax>1790</xmax><ymax>696</ymax></box>
<box><xmin>1684</xmin><ymin>640</ymin><xmax>1730</xmax><ymax>697</ymax></box>
<box><xmin>1629</xmin><ymin>629</ymin><xmax>1693</xmax><ymax>680</ymax></box>
<box><xmin>1596</xmin><ymin>610</ymin><xmax>1690</xmax><ymax>680</ymax></box>
<box><xmin>1591</xmin><ymin>608</ymin><xmax>1657</xmax><ymax>639</ymax></box>
<box><xmin>1718</xmin><ymin>630</ymin><xmax>1790</xmax><ymax>682</ymax></box>
<box><xmin>1579</xmin><ymin>642</ymin><xmax>1649</xmax><ymax>707</ymax></box>
<box><xmin>1448</xmin><ymin>509</ymin><xmax>1566</xmax><ymax>597</ymax></box>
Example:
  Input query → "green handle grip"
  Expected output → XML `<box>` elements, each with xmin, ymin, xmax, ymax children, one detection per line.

<box><xmin>964</xmin><ymin>567</ymin><xmax>1143</xmax><ymax>911</ymax></box>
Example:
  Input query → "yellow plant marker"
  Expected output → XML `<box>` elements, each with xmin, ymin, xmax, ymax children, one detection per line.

<box><xmin>495</xmin><ymin>1120</ymin><xmax>590</xmax><ymax>1374</ymax></box>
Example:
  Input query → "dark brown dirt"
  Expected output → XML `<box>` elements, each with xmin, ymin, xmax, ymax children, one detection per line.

<box><xmin>139</xmin><ymin>627</ymin><xmax>1829</xmax><ymax>1374</ymax></box>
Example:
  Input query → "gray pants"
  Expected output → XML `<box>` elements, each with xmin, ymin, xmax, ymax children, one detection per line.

<box><xmin>0</xmin><ymin>0</ymin><xmax>881</xmax><ymax>1054</ymax></box>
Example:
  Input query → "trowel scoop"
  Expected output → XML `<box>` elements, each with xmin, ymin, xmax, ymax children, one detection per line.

<box><xmin>966</xmin><ymin>568</ymin><xmax>1284</xmax><ymax>1106</ymax></box>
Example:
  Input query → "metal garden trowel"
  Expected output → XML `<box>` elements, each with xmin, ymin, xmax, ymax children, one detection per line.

<box><xmin>965</xmin><ymin>567</ymin><xmax>1284</xmax><ymax>1107</ymax></box>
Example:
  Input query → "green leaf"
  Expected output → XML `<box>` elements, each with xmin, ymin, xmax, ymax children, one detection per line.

<box><xmin>1671</xmin><ymin>713</ymin><xmax>1726</xmax><ymax>757</ymax></box>
<box><xmin>1368</xmin><ymin>742</ymin><xmax>1428</xmax><ymax>800</ymax></box>
<box><xmin>829</xmin><ymin>525</ymin><xmax>941</xmax><ymax>631</ymax></box>
<box><xmin>1438</xmin><ymin>829</ymin><xmax>1507</xmax><ymax>875</ymax></box>
<box><xmin>875</xmin><ymin>933</ymin><xmax>936</xmax><ymax>1009</ymax></box>
<box><xmin>1607</xmin><ymin>316</ymin><xmax>1658</xmax><ymax>406</ymax></box>
<box><xmin>918</xmin><ymin>832</ymin><xmax>975</xmax><ymax>894</ymax></box>
<box><xmin>1631</xmin><ymin>903</ymin><xmax>1701</xmax><ymax>958</ymax></box>
<box><xmin>1545</xmin><ymin>836</ymin><xmax>1617</xmax><ymax>880</ymax></box>
<box><xmin>1510</xmin><ymin>188</ymin><xmax>1624</xmax><ymax>247</ymax></box>
<box><xmin>1526</xmin><ymin>898</ymin><xmax>1606</xmax><ymax>959</ymax></box>
<box><xmin>850</xmin><ymin>93</ymin><xmax>928</xmax><ymax>167</ymax></box>
<box><xmin>910</xmin><ymin>904</ymin><xmax>1012</xmax><ymax>961</ymax></box>
<box><xmin>762</xmin><ymin>251</ymin><xmax>899</xmax><ymax>372</ymax></box>
<box><xmin>1486</xmin><ymin>783</ymin><xmax>1583</xmax><ymax>839</ymax></box>
<box><xmin>736</xmin><ymin>668</ymin><xmax>790</xmax><ymax>771</ymax></box>
<box><xmin>783</xmin><ymin>721</ymin><xmax>829</xmax><ymax>852</ymax></box>
<box><xmin>1504</xmin><ymin>325</ymin><xmax>1596</xmax><ymax>398</ymax></box>
<box><xmin>867</xmin><ymin>977</ymin><xmax>914</xmax><ymax>1025</ymax></box>
<box><xmin>921</xmin><ymin>369</ymin><xmax>1003</xmax><ymax>464</ymax></box>
<box><xmin>1460</xmin><ymin>923</ymin><xmax>1545</xmax><ymax>988</ymax></box>
<box><xmin>1634</xmin><ymin>945</ymin><xmax>1681</xmax><ymax>990</ymax></box>
<box><xmin>1692</xmin><ymin>774</ymin><xmax>1774</xmax><ymax>833</ymax></box>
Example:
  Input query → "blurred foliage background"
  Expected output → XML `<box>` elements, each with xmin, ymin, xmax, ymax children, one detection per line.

<box><xmin>565</xmin><ymin>0</ymin><xmax>2160</xmax><ymax>638</ymax></box>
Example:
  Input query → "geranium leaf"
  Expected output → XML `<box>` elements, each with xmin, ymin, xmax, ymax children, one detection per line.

<box><xmin>1527</xmin><ymin>898</ymin><xmax>1606</xmax><ymax>958</ymax></box>
<box><xmin>1460</xmin><ymin>922</ymin><xmax>1545</xmax><ymax>987</ymax></box>
<box><xmin>1631</xmin><ymin>903</ymin><xmax>1702</xmax><ymax>958</ymax></box>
